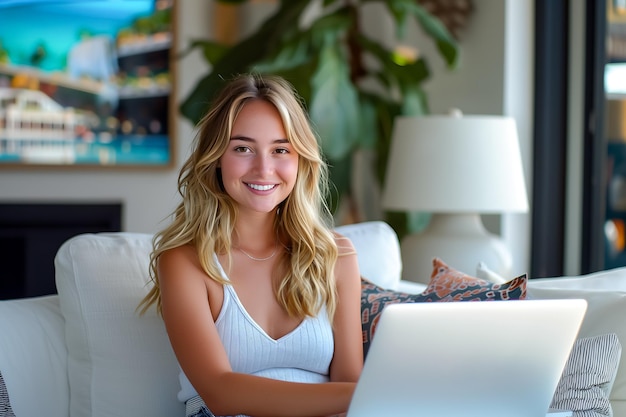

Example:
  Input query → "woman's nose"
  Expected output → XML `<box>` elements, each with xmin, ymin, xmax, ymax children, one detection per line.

<box><xmin>253</xmin><ymin>154</ymin><xmax>273</xmax><ymax>175</ymax></box>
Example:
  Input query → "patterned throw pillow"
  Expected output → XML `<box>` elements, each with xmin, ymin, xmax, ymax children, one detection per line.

<box><xmin>360</xmin><ymin>257</ymin><xmax>528</xmax><ymax>358</ymax></box>
<box><xmin>422</xmin><ymin>257</ymin><xmax>527</xmax><ymax>302</ymax></box>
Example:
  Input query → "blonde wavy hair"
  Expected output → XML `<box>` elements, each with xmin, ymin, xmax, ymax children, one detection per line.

<box><xmin>138</xmin><ymin>73</ymin><xmax>339</xmax><ymax>320</ymax></box>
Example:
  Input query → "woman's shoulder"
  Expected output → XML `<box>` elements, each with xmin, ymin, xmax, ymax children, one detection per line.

<box><xmin>330</xmin><ymin>231</ymin><xmax>361</xmax><ymax>289</ymax></box>
<box><xmin>332</xmin><ymin>231</ymin><xmax>356</xmax><ymax>257</ymax></box>
<box><xmin>158</xmin><ymin>244</ymin><xmax>202</xmax><ymax>273</ymax></box>
<box><xmin>160</xmin><ymin>243</ymin><xmax>196</xmax><ymax>260</ymax></box>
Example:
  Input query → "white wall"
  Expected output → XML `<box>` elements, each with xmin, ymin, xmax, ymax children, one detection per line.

<box><xmin>0</xmin><ymin>0</ymin><xmax>213</xmax><ymax>233</ymax></box>
<box><xmin>419</xmin><ymin>1</ymin><xmax>506</xmax><ymax>116</ymax></box>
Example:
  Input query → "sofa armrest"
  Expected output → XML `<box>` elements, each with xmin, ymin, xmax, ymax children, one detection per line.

<box><xmin>0</xmin><ymin>295</ymin><xmax>69</xmax><ymax>417</ymax></box>
<box><xmin>527</xmin><ymin>267</ymin><xmax>626</xmax><ymax>411</ymax></box>
<box><xmin>335</xmin><ymin>221</ymin><xmax>402</xmax><ymax>290</ymax></box>
<box><xmin>54</xmin><ymin>232</ymin><xmax>184</xmax><ymax>417</ymax></box>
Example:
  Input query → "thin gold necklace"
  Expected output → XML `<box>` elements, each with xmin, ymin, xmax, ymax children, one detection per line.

<box><xmin>237</xmin><ymin>242</ymin><xmax>278</xmax><ymax>261</ymax></box>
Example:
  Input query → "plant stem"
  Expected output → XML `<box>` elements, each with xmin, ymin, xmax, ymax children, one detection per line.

<box><xmin>346</xmin><ymin>3</ymin><xmax>366</xmax><ymax>83</ymax></box>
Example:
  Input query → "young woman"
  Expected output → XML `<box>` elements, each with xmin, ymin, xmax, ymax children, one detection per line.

<box><xmin>138</xmin><ymin>74</ymin><xmax>363</xmax><ymax>417</ymax></box>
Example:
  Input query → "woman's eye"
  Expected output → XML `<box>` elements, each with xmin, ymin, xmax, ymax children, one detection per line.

<box><xmin>275</xmin><ymin>148</ymin><xmax>289</xmax><ymax>154</ymax></box>
<box><xmin>234</xmin><ymin>146</ymin><xmax>250</xmax><ymax>153</ymax></box>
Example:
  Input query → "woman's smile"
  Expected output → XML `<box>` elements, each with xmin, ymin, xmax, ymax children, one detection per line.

<box><xmin>246</xmin><ymin>182</ymin><xmax>277</xmax><ymax>192</ymax></box>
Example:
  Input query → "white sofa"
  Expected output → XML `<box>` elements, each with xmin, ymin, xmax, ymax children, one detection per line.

<box><xmin>0</xmin><ymin>220</ymin><xmax>624</xmax><ymax>417</ymax></box>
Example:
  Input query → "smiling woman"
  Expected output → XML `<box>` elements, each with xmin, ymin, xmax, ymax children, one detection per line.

<box><xmin>0</xmin><ymin>0</ymin><xmax>176</xmax><ymax>168</ymax></box>
<box><xmin>136</xmin><ymin>73</ymin><xmax>363</xmax><ymax>417</ymax></box>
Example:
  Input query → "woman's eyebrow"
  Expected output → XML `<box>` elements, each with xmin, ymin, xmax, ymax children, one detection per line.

<box><xmin>229</xmin><ymin>135</ymin><xmax>253</xmax><ymax>142</ymax></box>
<box><xmin>229</xmin><ymin>136</ymin><xmax>290</xmax><ymax>144</ymax></box>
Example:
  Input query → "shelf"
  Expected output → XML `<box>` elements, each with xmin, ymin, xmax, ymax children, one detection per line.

<box><xmin>0</xmin><ymin>64</ymin><xmax>106</xmax><ymax>95</ymax></box>
<box><xmin>116</xmin><ymin>33</ymin><xmax>171</xmax><ymax>58</ymax></box>
<box><xmin>118</xmin><ymin>86</ymin><xmax>170</xmax><ymax>99</ymax></box>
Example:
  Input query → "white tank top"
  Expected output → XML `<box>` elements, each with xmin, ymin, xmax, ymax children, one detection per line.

<box><xmin>177</xmin><ymin>258</ymin><xmax>334</xmax><ymax>403</ymax></box>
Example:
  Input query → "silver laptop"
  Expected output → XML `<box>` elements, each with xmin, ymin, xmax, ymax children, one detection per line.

<box><xmin>347</xmin><ymin>299</ymin><xmax>587</xmax><ymax>417</ymax></box>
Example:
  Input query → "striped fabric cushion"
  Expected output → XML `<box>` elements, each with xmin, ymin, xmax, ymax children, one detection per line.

<box><xmin>550</xmin><ymin>333</ymin><xmax>622</xmax><ymax>417</ymax></box>
<box><xmin>0</xmin><ymin>372</ymin><xmax>16</xmax><ymax>417</ymax></box>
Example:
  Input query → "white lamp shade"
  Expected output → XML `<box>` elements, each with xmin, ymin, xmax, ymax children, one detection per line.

<box><xmin>382</xmin><ymin>114</ymin><xmax>529</xmax><ymax>213</ymax></box>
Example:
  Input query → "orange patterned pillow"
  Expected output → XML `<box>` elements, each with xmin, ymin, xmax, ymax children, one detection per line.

<box><xmin>421</xmin><ymin>257</ymin><xmax>527</xmax><ymax>301</ymax></box>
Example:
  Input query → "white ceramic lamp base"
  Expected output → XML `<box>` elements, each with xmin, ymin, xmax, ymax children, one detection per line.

<box><xmin>400</xmin><ymin>213</ymin><xmax>513</xmax><ymax>285</ymax></box>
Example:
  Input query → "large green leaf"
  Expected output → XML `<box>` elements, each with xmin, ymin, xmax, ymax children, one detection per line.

<box><xmin>382</xmin><ymin>0</ymin><xmax>410</xmax><ymax>38</ymax></box>
<box><xmin>253</xmin><ymin>33</ymin><xmax>314</xmax><ymax>74</ymax></box>
<box><xmin>271</xmin><ymin>64</ymin><xmax>318</xmax><ymax>104</ymax></box>
<box><xmin>405</xmin><ymin>3</ymin><xmax>458</xmax><ymax>68</ymax></box>
<box><xmin>309</xmin><ymin>45</ymin><xmax>360</xmax><ymax>161</ymax></box>
<box><xmin>253</xmin><ymin>7</ymin><xmax>352</xmax><ymax>75</ymax></box>
<box><xmin>357</xmin><ymin>35</ymin><xmax>430</xmax><ymax>92</ymax></box>
<box><xmin>178</xmin><ymin>39</ymin><xmax>229</xmax><ymax>66</ymax></box>
<box><xmin>180</xmin><ymin>0</ymin><xmax>311</xmax><ymax>124</ymax></box>
<box><xmin>356</xmin><ymin>96</ymin><xmax>378</xmax><ymax>149</ymax></box>
<box><xmin>401</xmin><ymin>84</ymin><xmax>428</xmax><ymax>116</ymax></box>
<box><xmin>384</xmin><ymin>0</ymin><xmax>458</xmax><ymax>68</ymax></box>
<box><xmin>307</xmin><ymin>6</ymin><xmax>353</xmax><ymax>48</ymax></box>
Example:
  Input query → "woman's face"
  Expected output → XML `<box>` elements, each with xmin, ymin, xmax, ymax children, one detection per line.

<box><xmin>219</xmin><ymin>99</ymin><xmax>299</xmax><ymax>216</ymax></box>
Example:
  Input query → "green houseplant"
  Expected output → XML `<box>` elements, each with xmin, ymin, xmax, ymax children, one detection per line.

<box><xmin>180</xmin><ymin>0</ymin><xmax>458</xmax><ymax>238</ymax></box>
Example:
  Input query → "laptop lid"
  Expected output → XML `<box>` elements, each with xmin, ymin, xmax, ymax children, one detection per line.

<box><xmin>347</xmin><ymin>299</ymin><xmax>587</xmax><ymax>417</ymax></box>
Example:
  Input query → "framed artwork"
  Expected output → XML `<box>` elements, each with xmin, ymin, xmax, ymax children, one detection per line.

<box><xmin>0</xmin><ymin>0</ymin><xmax>176</xmax><ymax>169</ymax></box>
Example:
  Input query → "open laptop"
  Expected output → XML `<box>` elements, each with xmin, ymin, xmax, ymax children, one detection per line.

<box><xmin>347</xmin><ymin>299</ymin><xmax>587</xmax><ymax>417</ymax></box>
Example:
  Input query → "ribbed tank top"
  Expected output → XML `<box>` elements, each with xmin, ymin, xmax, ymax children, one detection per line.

<box><xmin>177</xmin><ymin>258</ymin><xmax>334</xmax><ymax>404</ymax></box>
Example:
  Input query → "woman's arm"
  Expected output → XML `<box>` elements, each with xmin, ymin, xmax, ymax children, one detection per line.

<box><xmin>158</xmin><ymin>246</ymin><xmax>356</xmax><ymax>417</ymax></box>
<box><xmin>329</xmin><ymin>234</ymin><xmax>364</xmax><ymax>383</ymax></box>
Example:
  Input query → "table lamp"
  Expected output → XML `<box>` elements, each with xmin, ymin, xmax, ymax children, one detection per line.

<box><xmin>382</xmin><ymin>110</ymin><xmax>529</xmax><ymax>284</ymax></box>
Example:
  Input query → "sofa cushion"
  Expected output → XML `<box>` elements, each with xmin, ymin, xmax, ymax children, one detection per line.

<box><xmin>550</xmin><ymin>333</ymin><xmax>622</xmax><ymax>417</ymax></box>
<box><xmin>54</xmin><ymin>233</ymin><xmax>184</xmax><ymax>417</ymax></box>
<box><xmin>0</xmin><ymin>295</ymin><xmax>68</xmax><ymax>417</ymax></box>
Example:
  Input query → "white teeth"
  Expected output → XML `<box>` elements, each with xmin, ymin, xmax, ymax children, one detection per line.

<box><xmin>247</xmin><ymin>183</ymin><xmax>275</xmax><ymax>191</ymax></box>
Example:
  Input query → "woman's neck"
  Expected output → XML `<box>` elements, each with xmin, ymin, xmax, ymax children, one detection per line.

<box><xmin>233</xmin><ymin>212</ymin><xmax>278</xmax><ymax>248</ymax></box>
